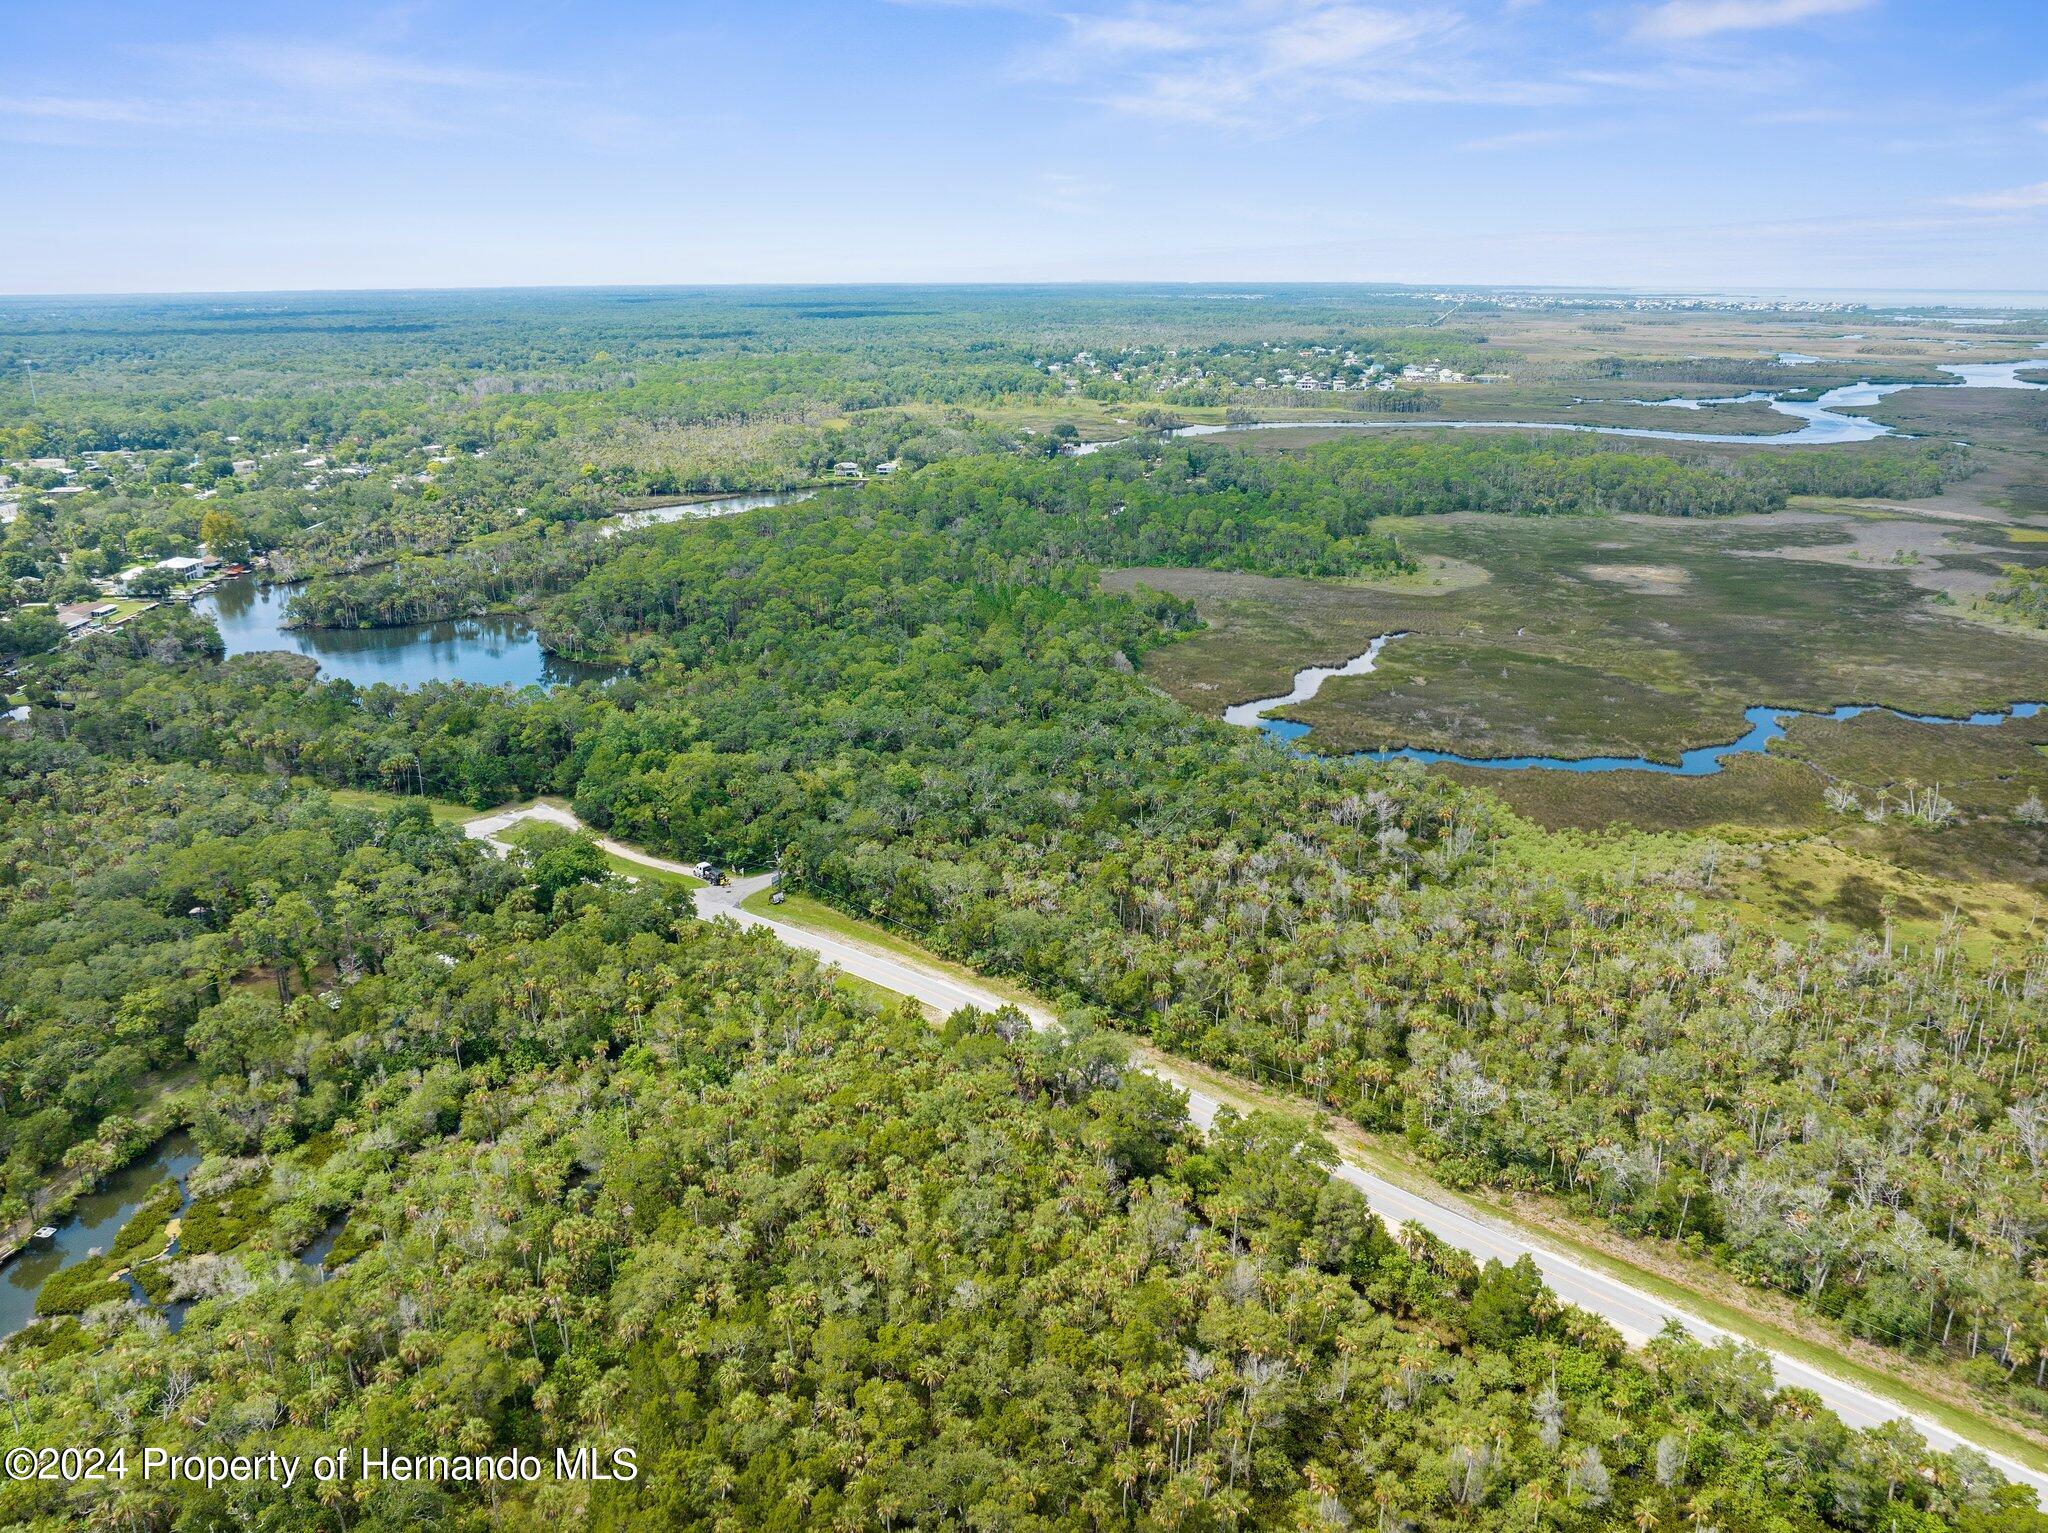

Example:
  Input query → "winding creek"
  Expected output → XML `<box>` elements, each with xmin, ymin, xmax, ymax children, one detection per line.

<box><xmin>0</xmin><ymin>1133</ymin><xmax>200</xmax><ymax>1340</ymax></box>
<box><xmin>1224</xmin><ymin>633</ymin><xmax>2047</xmax><ymax>773</ymax></box>
<box><xmin>1149</xmin><ymin>380</ymin><xmax>1899</xmax><ymax>448</ymax></box>
<box><xmin>0</xmin><ymin>1134</ymin><xmax>350</xmax><ymax>1340</ymax></box>
<box><xmin>1080</xmin><ymin>347</ymin><xmax>2048</xmax><ymax>454</ymax></box>
<box><xmin>1201</xmin><ymin>349</ymin><xmax>2048</xmax><ymax>770</ymax></box>
<box><xmin>1222</xmin><ymin>634</ymin><xmax>1402</xmax><ymax>729</ymax></box>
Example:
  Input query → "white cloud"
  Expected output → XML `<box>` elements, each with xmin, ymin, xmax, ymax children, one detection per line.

<box><xmin>1016</xmin><ymin>0</ymin><xmax>1804</xmax><ymax>129</ymax></box>
<box><xmin>1020</xmin><ymin>3</ymin><xmax>1597</xmax><ymax>127</ymax></box>
<box><xmin>186</xmin><ymin>41</ymin><xmax>534</xmax><ymax>95</ymax></box>
<box><xmin>144</xmin><ymin>39</ymin><xmax>547</xmax><ymax>135</ymax></box>
<box><xmin>1747</xmin><ymin>104</ymin><xmax>1850</xmax><ymax>124</ymax></box>
<box><xmin>1257</xmin><ymin>7</ymin><xmax>1438</xmax><ymax>69</ymax></box>
<box><xmin>1949</xmin><ymin>180</ymin><xmax>2048</xmax><ymax>210</ymax></box>
<box><xmin>1064</xmin><ymin>13</ymin><xmax>1207</xmax><ymax>55</ymax></box>
<box><xmin>1634</xmin><ymin>0</ymin><xmax>1874</xmax><ymax>43</ymax></box>
<box><xmin>1569</xmin><ymin>54</ymin><xmax>1796</xmax><ymax>95</ymax></box>
<box><xmin>0</xmin><ymin>95</ymin><xmax>158</xmax><ymax>124</ymax></box>
<box><xmin>0</xmin><ymin>31</ymin><xmax>584</xmax><ymax>145</ymax></box>
<box><xmin>1459</xmin><ymin>124</ymin><xmax>1583</xmax><ymax>150</ymax></box>
<box><xmin>1023</xmin><ymin>169</ymin><xmax>1114</xmax><ymax>211</ymax></box>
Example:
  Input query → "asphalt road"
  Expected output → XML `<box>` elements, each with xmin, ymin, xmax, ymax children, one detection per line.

<box><xmin>468</xmin><ymin>805</ymin><xmax>2047</xmax><ymax>1501</ymax></box>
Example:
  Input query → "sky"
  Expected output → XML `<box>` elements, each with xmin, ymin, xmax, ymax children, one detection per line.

<box><xmin>0</xmin><ymin>0</ymin><xmax>2043</xmax><ymax>295</ymax></box>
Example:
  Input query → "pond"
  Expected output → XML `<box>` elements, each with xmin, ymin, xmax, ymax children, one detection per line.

<box><xmin>298</xmin><ymin>1215</ymin><xmax>347</xmax><ymax>1279</ymax></box>
<box><xmin>196</xmin><ymin>488</ymin><xmax>819</xmax><ymax>689</ymax></box>
<box><xmin>199</xmin><ymin>578</ymin><xmax>611</xmax><ymax>690</ymax></box>
<box><xmin>0</xmin><ymin>1132</ymin><xmax>200</xmax><ymax>1341</ymax></box>
<box><xmin>1226</xmin><ymin>635</ymin><xmax>2047</xmax><ymax>775</ymax></box>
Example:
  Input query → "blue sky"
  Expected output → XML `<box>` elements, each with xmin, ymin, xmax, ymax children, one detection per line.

<box><xmin>1</xmin><ymin>0</ymin><xmax>2043</xmax><ymax>294</ymax></box>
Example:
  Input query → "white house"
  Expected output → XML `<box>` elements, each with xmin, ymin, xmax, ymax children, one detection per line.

<box><xmin>116</xmin><ymin>553</ymin><xmax>219</xmax><ymax>592</ymax></box>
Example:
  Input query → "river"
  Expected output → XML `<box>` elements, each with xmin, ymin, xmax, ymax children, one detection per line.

<box><xmin>196</xmin><ymin>488</ymin><xmax>817</xmax><ymax>689</ymax></box>
<box><xmin>1145</xmin><ymin>381</ymin><xmax>1908</xmax><ymax>447</ymax></box>
<box><xmin>1937</xmin><ymin>359</ymin><xmax>2048</xmax><ymax>389</ymax></box>
<box><xmin>600</xmin><ymin>487</ymin><xmax>815</xmax><ymax>536</ymax></box>
<box><xmin>0</xmin><ymin>1133</ymin><xmax>200</xmax><ymax>1340</ymax></box>
<box><xmin>1078</xmin><ymin>345</ymin><xmax>2047</xmax><ymax>454</ymax></box>
<box><xmin>1225</xmin><ymin>634</ymin><xmax>2046</xmax><ymax>774</ymax></box>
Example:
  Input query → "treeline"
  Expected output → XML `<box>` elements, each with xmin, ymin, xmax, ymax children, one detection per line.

<box><xmin>1246</xmin><ymin>435</ymin><xmax>1788</xmax><ymax>522</ymax></box>
<box><xmin>811</xmin><ymin>434</ymin><xmax>1902</xmax><ymax>585</ymax></box>
<box><xmin>1717</xmin><ymin>440</ymin><xmax>1965</xmax><ymax>501</ymax></box>
<box><xmin>1237</xmin><ymin>434</ymin><xmax>1957</xmax><ymax>526</ymax></box>
<box><xmin>2</xmin><ymin>856</ymin><xmax>2037</xmax><ymax>1530</ymax></box>
<box><xmin>3</xmin><ymin>285</ymin><xmax>1463</xmax><ymax>464</ymax></box>
<box><xmin>1987</xmin><ymin>565</ymin><xmax>2048</xmax><ymax>627</ymax></box>
<box><xmin>5</xmin><ymin>283</ymin><xmax>1966</xmax><ymax>632</ymax></box>
<box><xmin>291</xmin><ymin>431</ymin><xmax>1613</xmax><ymax>623</ymax></box>
<box><xmin>730</xmin><ymin>434</ymin><xmax>1801</xmax><ymax>587</ymax></box>
<box><xmin>1572</xmin><ymin>355</ymin><xmax>1950</xmax><ymax>387</ymax></box>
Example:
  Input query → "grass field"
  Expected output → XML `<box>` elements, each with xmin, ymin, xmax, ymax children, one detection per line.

<box><xmin>492</xmin><ymin>820</ymin><xmax>554</xmax><ymax>850</ymax></box>
<box><xmin>1113</xmin><ymin>511</ymin><xmax>2048</xmax><ymax>761</ymax></box>
<box><xmin>600</xmin><ymin>848</ymin><xmax>702</xmax><ymax>889</ymax></box>
<box><xmin>96</xmin><ymin>597</ymin><xmax>156</xmax><ymax>625</ymax></box>
<box><xmin>1109</xmin><ymin>501</ymin><xmax>2048</xmax><ymax>949</ymax></box>
<box><xmin>315</xmin><ymin>785</ymin><xmax>477</xmax><ymax>824</ymax></box>
<box><xmin>1724</xmin><ymin>837</ymin><xmax>2046</xmax><ymax>962</ymax></box>
<box><xmin>1861</xmin><ymin>380</ymin><xmax>2048</xmax><ymax>520</ymax></box>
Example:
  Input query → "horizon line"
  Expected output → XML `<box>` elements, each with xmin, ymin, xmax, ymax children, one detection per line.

<box><xmin>2</xmin><ymin>280</ymin><xmax>2047</xmax><ymax>308</ymax></box>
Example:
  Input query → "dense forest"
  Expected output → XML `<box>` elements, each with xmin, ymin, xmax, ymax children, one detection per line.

<box><xmin>278</xmin><ymin>520</ymin><xmax>621</xmax><ymax>631</ymax></box>
<box><xmin>8</xmin><ymin>818</ymin><xmax>2035</xmax><ymax>1529</ymax></box>
<box><xmin>15</xmin><ymin>457</ymin><xmax>2048</xmax><ymax>1439</ymax></box>
<box><xmin>4</xmin><ymin>288</ymin><xmax>2045</xmax><ymax>1525</ymax></box>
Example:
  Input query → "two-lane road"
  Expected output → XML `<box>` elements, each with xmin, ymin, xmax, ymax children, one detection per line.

<box><xmin>470</xmin><ymin>806</ymin><xmax>2047</xmax><ymax>1501</ymax></box>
